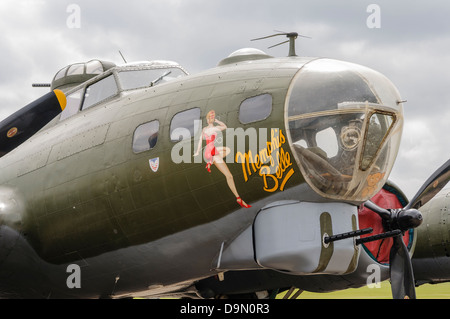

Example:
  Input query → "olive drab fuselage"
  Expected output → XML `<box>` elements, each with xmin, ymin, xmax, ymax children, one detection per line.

<box><xmin>3</xmin><ymin>49</ymin><xmax>444</xmax><ymax>299</ymax></box>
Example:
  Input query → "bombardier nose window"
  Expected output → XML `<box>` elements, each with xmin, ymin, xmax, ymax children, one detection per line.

<box><xmin>290</xmin><ymin>109</ymin><xmax>395</xmax><ymax>177</ymax></box>
<box><xmin>361</xmin><ymin>112</ymin><xmax>394</xmax><ymax>170</ymax></box>
<box><xmin>285</xmin><ymin>59</ymin><xmax>403</xmax><ymax>202</ymax></box>
<box><xmin>315</xmin><ymin>127</ymin><xmax>339</xmax><ymax>158</ymax></box>
<box><xmin>288</xmin><ymin>106</ymin><xmax>398</xmax><ymax>201</ymax></box>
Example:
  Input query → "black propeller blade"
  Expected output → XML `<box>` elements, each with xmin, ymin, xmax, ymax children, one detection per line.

<box><xmin>406</xmin><ymin>158</ymin><xmax>450</xmax><ymax>210</ymax></box>
<box><xmin>0</xmin><ymin>89</ymin><xmax>66</xmax><ymax>158</ymax></box>
<box><xmin>390</xmin><ymin>233</ymin><xmax>416</xmax><ymax>298</ymax></box>
<box><xmin>364</xmin><ymin>158</ymin><xmax>450</xmax><ymax>299</ymax></box>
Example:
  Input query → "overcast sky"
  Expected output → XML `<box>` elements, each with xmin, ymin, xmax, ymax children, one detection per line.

<box><xmin>0</xmin><ymin>0</ymin><xmax>449</xmax><ymax>200</ymax></box>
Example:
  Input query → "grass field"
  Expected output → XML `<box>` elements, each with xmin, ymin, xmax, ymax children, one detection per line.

<box><xmin>277</xmin><ymin>281</ymin><xmax>450</xmax><ymax>299</ymax></box>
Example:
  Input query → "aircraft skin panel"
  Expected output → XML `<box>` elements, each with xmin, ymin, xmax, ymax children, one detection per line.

<box><xmin>412</xmin><ymin>190</ymin><xmax>450</xmax><ymax>284</ymax></box>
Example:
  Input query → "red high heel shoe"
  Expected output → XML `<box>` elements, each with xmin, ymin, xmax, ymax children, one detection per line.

<box><xmin>205</xmin><ymin>162</ymin><xmax>211</xmax><ymax>173</ymax></box>
<box><xmin>236</xmin><ymin>197</ymin><xmax>251</xmax><ymax>208</ymax></box>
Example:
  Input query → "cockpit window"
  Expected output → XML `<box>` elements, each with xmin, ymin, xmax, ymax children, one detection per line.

<box><xmin>86</xmin><ymin>60</ymin><xmax>104</xmax><ymax>74</ymax></box>
<box><xmin>54</xmin><ymin>67</ymin><xmax>67</xmax><ymax>81</ymax></box>
<box><xmin>118</xmin><ymin>67</ymin><xmax>186</xmax><ymax>91</ymax></box>
<box><xmin>82</xmin><ymin>74</ymin><xmax>118</xmax><ymax>110</ymax></box>
<box><xmin>67</xmin><ymin>63</ymin><xmax>84</xmax><ymax>76</ymax></box>
<box><xmin>60</xmin><ymin>88</ymin><xmax>83</xmax><ymax>121</ymax></box>
<box><xmin>56</xmin><ymin>62</ymin><xmax>188</xmax><ymax>122</ymax></box>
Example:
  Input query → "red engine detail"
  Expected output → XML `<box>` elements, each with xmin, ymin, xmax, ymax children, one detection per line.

<box><xmin>358</xmin><ymin>188</ymin><xmax>410</xmax><ymax>264</ymax></box>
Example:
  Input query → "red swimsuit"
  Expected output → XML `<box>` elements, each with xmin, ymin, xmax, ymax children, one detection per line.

<box><xmin>204</xmin><ymin>132</ymin><xmax>217</xmax><ymax>164</ymax></box>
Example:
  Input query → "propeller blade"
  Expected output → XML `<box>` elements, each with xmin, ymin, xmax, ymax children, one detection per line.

<box><xmin>363</xmin><ymin>200</ymin><xmax>391</xmax><ymax>220</ymax></box>
<box><xmin>364</xmin><ymin>160</ymin><xmax>449</xmax><ymax>299</ymax></box>
<box><xmin>406</xmin><ymin>158</ymin><xmax>450</xmax><ymax>210</ymax></box>
<box><xmin>389</xmin><ymin>234</ymin><xmax>416</xmax><ymax>299</ymax></box>
<box><xmin>0</xmin><ymin>89</ymin><xmax>66</xmax><ymax>158</ymax></box>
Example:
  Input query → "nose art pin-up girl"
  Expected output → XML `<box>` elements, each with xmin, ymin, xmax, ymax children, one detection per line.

<box><xmin>194</xmin><ymin>110</ymin><xmax>251</xmax><ymax>208</ymax></box>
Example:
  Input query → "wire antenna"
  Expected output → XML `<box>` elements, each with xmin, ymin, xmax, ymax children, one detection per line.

<box><xmin>119</xmin><ymin>50</ymin><xmax>127</xmax><ymax>63</ymax></box>
<box><xmin>251</xmin><ymin>31</ymin><xmax>311</xmax><ymax>57</ymax></box>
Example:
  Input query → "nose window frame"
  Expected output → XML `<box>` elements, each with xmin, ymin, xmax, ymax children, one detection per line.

<box><xmin>360</xmin><ymin>110</ymin><xmax>396</xmax><ymax>171</ymax></box>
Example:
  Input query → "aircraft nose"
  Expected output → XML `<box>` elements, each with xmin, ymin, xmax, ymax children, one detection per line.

<box><xmin>285</xmin><ymin>58</ymin><xmax>404</xmax><ymax>203</ymax></box>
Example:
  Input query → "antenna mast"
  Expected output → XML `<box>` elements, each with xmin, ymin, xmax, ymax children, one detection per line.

<box><xmin>251</xmin><ymin>31</ymin><xmax>311</xmax><ymax>57</ymax></box>
<box><xmin>119</xmin><ymin>50</ymin><xmax>127</xmax><ymax>63</ymax></box>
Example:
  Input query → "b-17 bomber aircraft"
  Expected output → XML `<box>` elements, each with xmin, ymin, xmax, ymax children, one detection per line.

<box><xmin>0</xmin><ymin>33</ymin><xmax>449</xmax><ymax>299</ymax></box>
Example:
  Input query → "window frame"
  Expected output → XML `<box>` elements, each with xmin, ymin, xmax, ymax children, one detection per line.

<box><xmin>169</xmin><ymin>107</ymin><xmax>201</xmax><ymax>142</ymax></box>
<box><xmin>60</xmin><ymin>88</ymin><xmax>84</xmax><ymax>121</ymax></box>
<box><xmin>132</xmin><ymin>120</ymin><xmax>161</xmax><ymax>154</ymax></box>
<box><xmin>81</xmin><ymin>74</ymin><xmax>119</xmax><ymax>110</ymax></box>
<box><xmin>117</xmin><ymin>66</ymin><xmax>187</xmax><ymax>91</ymax></box>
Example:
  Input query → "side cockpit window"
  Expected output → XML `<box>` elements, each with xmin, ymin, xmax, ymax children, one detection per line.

<box><xmin>60</xmin><ymin>88</ymin><xmax>83</xmax><ymax>121</ymax></box>
<box><xmin>133</xmin><ymin>120</ymin><xmax>160</xmax><ymax>153</ymax></box>
<box><xmin>82</xmin><ymin>74</ymin><xmax>118</xmax><ymax>110</ymax></box>
<box><xmin>239</xmin><ymin>94</ymin><xmax>272</xmax><ymax>124</ymax></box>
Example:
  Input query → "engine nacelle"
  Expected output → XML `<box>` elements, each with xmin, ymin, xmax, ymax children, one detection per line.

<box><xmin>216</xmin><ymin>201</ymin><xmax>360</xmax><ymax>275</ymax></box>
<box><xmin>412</xmin><ymin>189</ymin><xmax>450</xmax><ymax>285</ymax></box>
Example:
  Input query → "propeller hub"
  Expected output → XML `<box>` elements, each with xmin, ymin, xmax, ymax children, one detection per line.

<box><xmin>389</xmin><ymin>208</ymin><xmax>423</xmax><ymax>232</ymax></box>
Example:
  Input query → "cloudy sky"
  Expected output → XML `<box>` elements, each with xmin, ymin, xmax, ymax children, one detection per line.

<box><xmin>0</xmin><ymin>0</ymin><xmax>449</xmax><ymax>200</ymax></box>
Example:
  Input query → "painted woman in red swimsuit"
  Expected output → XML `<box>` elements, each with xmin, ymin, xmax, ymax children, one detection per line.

<box><xmin>194</xmin><ymin>110</ymin><xmax>251</xmax><ymax>209</ymax></box>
